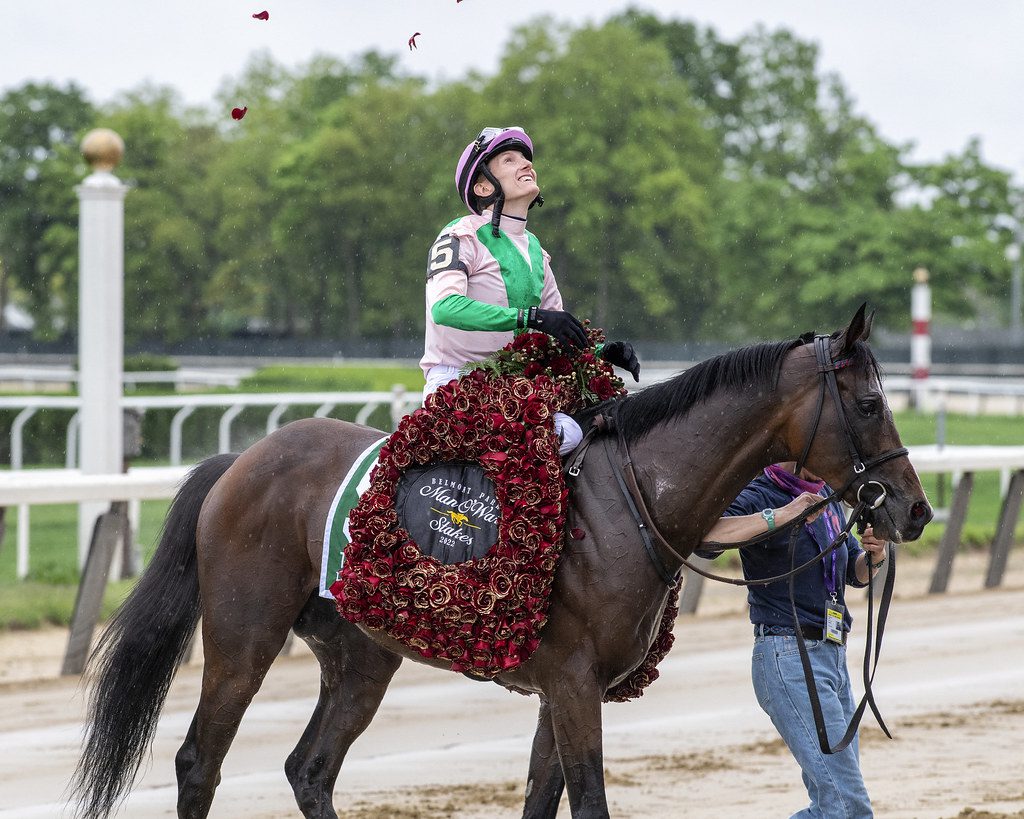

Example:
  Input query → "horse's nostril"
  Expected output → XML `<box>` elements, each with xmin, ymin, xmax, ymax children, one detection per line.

<box><xmin>910</xmin><ymin>501</ymin><xmax>931</xmax><ymax>521</ymax></box>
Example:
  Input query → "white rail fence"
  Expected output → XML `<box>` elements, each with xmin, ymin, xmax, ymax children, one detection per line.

<box><xmin>3</xmin><ymin>444</ymin><xmax>1020</xmax><ymax>590</ymax></box>
<box><xmin>881</xmin><ymin>375</ymin><xmax>1024</xmax><ymax>415</ymax></box>
<box><xmin>2</xmin><ymin>445</ymin><xmax>1020</xmax><ymax>675</ymax></box>
<box><xmin>0</xmin><ymin>388</ymin><xmax>417</xmax><ymax>469</ymax></box>
<box><xmin>0</xmin><ymin>388</ymin><xmax>420</xmax><ymax>581</ymax></box>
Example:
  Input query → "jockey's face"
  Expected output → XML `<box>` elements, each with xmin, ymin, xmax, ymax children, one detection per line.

<box><xmin>472</xmin><ymin>149</ymin><xmax>539</xmax><ymax>211</ymax></box>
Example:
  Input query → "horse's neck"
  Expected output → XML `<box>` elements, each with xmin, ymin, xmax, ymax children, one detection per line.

<box><xmin>628</xmin><ymin>391</ymin><xmax>788</xmax><ymax>552</ymax></box>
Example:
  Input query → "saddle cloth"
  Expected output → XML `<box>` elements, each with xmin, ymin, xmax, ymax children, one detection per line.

<box><xmin>319</xmin><ymin>437</ymin><xmax>387</xmax><ymax>600</ymax></box>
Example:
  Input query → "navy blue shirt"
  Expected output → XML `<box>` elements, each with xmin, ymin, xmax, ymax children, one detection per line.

<box><xmin>698</xmin><ymin>474</ymin><xmax>867</xmax><ymax>632</ymax></box>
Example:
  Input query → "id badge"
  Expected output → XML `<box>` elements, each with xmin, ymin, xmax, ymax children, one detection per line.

<box><xmin>825</xmin><ymin>602</ymin><xmax>845</xmax><ymax>644</ymax></box>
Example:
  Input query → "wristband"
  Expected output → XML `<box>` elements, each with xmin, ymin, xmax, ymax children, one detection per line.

<box><xmin>517</xmin><ymin>308</ymin><xmax>526</xmax><ymax>329</ymax></box>
<box><xmin>869</xmin><ymin>555</ymin><xmax>887</xmax><ymax>570</ymax></box>
<box><xmin>761</xmin><ymin>508</ymin><xmax>776</xmax><ymax>531</ymax></box>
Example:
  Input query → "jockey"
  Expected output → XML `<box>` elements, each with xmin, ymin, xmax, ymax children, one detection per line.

<box><xmin>420</xmin><ymin>126</ymin><xmax>640</xmax><ymax>454</ymax></box>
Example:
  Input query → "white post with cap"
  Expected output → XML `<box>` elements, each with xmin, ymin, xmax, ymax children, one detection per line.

<box><xmin>76</xmin><ymin>129</ymin><xmax>127</xmax><ymax>568</ymax></box>
<box><xmin>911</xmin><ymin>266</ymin><xmax>931</xmax><ymax>411</ymax></box>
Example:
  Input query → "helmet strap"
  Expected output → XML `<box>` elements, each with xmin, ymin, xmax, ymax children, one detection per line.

<box><xmin>478</xmin><ymin>164</ymin><xmax>507</xmax><ymax>237</ymax></box>
<box><xmin>489</xmin><ymin>192</ymin><xmax>506</xmax><ymax>238</ymax></box>
<box><xmin>476</xmin><ymin>161</ymin><xmax>541</xmax><ymax>234</ymax></box>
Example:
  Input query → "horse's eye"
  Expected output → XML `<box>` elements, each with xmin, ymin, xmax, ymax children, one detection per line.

<box><xmin>857</xmin><ymin>399</ymin><xmax>880</xmax><ymax>416</ymax></box>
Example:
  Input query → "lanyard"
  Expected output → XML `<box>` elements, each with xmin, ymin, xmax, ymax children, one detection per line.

<box><xmin>814</xmin><ymin>501</ymin><xmax>842</xmax><ymax>598</ymax></box>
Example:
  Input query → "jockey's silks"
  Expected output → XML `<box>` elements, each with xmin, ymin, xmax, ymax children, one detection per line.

<box><xmin>421</xmin><ymin>210</ymin><xmax>564</xmax><ymax>377</ymax></box>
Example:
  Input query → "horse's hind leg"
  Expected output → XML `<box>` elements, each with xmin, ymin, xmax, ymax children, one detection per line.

<box><xmin>176</xmin><ymin>566</ymin><xmax>307</xmax><ymax>817</ymax></box>
<box><xmin>285</xmin><ymin>595</ymin><xmax>402</xmax><ymax>818</ymax></box>
<box><xmin>523</xmin><ymin>698</ymin><xmax>566</xmax><ymax>819</ymax></box>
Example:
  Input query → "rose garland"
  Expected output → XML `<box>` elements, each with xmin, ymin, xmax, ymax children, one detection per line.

<box><xmin>603</xmin><ymin>580</ymin><xmax>681</xmax><ymax>702</ymax></box>
<box><xmin>332</xmin><ymin>327</ymin><xmax>681</xmax><ymax>698</ymax></box>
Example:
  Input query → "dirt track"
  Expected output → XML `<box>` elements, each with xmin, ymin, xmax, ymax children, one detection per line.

<box><xmin>0</xmin><ymin>551</ymin><xmax>1021</xmax><ymax>818</ymax></box>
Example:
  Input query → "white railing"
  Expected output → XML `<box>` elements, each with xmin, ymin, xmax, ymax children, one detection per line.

<box><xmin>4</xmin><ymin>443</ymin><xmax>1023</xmax><ymax>583</ymax></box>
<box><xmin>0</xmin><ymin>388</ymin><xmax>420</xmax><ymax>580</ymax></box>
<box><xmin>0</xmin><ymin>366</ymin><xmax>252</xmax><ymax>390</ymax></box>
<box><xmin>0</xmin><ymin>466</ymin><xmax>189</xmax><ymax>580</ymax></box>
<box><xmin>0</xmin><ymin>388</ymin><xmax>419</xmax><ymax>469</ymax></box>
<box><xmin>882</xmin><ymin>375</ymin><xmax>1024</xmax><ymax>415</ymax></box>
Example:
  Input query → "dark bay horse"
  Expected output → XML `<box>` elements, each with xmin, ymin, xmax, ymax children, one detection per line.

<box><xmin>72</xmin><ymin>307</ymin><xmax>932</xmax><ymax>819</ymax></box>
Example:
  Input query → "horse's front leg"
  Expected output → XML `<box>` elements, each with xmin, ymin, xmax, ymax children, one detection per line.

<box><xmin>523</xmin><ymin>698</ymin><xmax>565</xmax><ymax>819</ymax></box>
<box><xmin>545</xmin><ymin>670</ymin><xmax>608</xmax><ymax>818</ymax></box>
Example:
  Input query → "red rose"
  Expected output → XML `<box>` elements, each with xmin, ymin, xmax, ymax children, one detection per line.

<box><xmin>522</xmin><ymin>400</ymin><xmax>550</xmax><ymax>426</ymax></box>
<box><xmin>550</xmin><ymin>356</ymin><xmax>573</xmax><ymax>376</ymax></box>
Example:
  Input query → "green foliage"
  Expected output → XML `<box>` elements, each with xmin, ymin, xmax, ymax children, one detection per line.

<box><xmin>0</xmin><ymin>81</ymin><xmax>95</xmax><ymax>338</ymax></box>
<box><xmin>0</xmin><ymin>13</ymin><xmax>1020</xmax><ymax>344</ymax></box>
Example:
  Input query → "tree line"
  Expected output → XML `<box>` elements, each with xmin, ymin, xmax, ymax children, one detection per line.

<box><xmin>0</xmin><ymin>10</ymin><xmax>1020</xmax><ymax>347</ymax></box>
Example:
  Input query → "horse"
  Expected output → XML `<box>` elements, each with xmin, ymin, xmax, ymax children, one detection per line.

<box><xmin>71</xmin><ymin>306</ymin><xmax>932</xmax><ymax>819</ymax></box>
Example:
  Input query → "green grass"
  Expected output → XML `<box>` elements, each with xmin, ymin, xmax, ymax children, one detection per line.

<box><xmin>236</xmin><ymin>364</ymin><xmax>424</xmax><ymax>393</ymax></box>
<box><xmin>892</xmin><ymin>411</ymin><xmax>1024</xmax><ymax>552</ymax></box>
<box><xmin>1</xmin><ymin>399</ymin><xmax>1021</xmax><ymax>630</ymax></box>
<box><xmin>0</xmin><ymin>501</ymin><xmax>169</xmax><ymax>628</ymax></box>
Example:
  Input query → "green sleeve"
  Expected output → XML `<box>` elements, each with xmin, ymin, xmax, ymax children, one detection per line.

<box><xmin>431</xmin><ymin>294</ymin><xmax>520</xmax><ymax>332</ymax></box>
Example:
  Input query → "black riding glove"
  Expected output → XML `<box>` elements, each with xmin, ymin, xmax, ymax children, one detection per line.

<box><xmin>601</xmin><ymin>341</ymin><xmax>641</xmax><ymax>382</ymax></box>
<box><xmin>525</xmin><ymin>307</ymin><xmax>588</xmax><ymax>349</ymax></box>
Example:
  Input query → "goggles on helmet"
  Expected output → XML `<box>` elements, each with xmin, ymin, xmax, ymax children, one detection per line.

<box><xmin>455</xmin><ymin>126</ymin><xmax>535</xmax><ymax>215</ymax></box>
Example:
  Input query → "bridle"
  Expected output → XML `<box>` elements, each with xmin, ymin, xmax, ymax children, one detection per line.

<box><xmin>566</xmin><ymin>333</ymin><xmax>909</xmax><ymax>754</ymax></box>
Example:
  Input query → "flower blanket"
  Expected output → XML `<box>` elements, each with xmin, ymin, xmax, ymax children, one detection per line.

<box><xmin>330</xmin><ymin>329</ymin><xmax>680</xmax><ymax>700</ymax></box>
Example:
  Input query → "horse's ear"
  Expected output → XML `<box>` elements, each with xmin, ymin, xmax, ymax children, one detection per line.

<box><xmin>862</xmin><ymin>309</ymin><xmax>875</xmax><ymax>343</ymax></box>
<box><xmin>836</xmin><ymin>303</ymin><xmax>869</xmax><ymax>356</ymax></box>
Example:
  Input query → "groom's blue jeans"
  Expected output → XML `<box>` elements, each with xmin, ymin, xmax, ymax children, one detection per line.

<box><xmin>752</xmin><ymin>634</ymin><xmax>873</xmax><ymax>818</ymax></box>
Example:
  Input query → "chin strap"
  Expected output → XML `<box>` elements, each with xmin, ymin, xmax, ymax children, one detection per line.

<box><xmin>478</xmin><ymin>164</ymin><xmax>544</xmax><ymax>237</ymax></box>
<box><xmin>478</xmin><ymin>165</ymin><xmax>506</xmax><ymax>237</ymax></box>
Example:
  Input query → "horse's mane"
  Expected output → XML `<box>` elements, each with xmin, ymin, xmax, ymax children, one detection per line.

<box><xmin>578</xmin><ymin>335</ymin><xmax>879</xmax><ymax>446</ymax></box>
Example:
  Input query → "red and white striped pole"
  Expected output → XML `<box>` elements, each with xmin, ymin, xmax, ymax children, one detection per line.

<box><xmin>911</xmin><ymin>266</ymin><xmax>931</xmax><ymax>408</ymax></box>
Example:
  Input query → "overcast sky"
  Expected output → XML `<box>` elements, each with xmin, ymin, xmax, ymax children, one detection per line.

<box><xmin>3</xmin><ymin>1</ymin><xmax>1023</xmax><ymax>178</ymax></box>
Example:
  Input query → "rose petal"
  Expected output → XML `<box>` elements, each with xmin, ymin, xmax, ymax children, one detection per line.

<box><xmin>231</xmin><ymin>106</ymin><xmax>248</xmax><ymax>120</ymax></box>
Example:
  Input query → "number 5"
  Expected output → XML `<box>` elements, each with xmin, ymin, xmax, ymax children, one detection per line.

<box><xmin>429</xmin><ymin>236</ymin><xmax>455</xmax><ymax>271</ymax></box>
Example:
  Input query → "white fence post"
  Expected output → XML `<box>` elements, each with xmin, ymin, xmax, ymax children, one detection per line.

<box><xmin>911</xmin><ymin>266</ymin><xmax>931</xmax><ymax>410</ymax></box>
<box><xmin>76</xmin><ymin>129</ymin><xmax>127</xmax><ymax>569</ymax></box>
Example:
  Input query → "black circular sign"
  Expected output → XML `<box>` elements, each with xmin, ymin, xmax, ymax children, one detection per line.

<box><xmin>395</xmin><ymin>462</ymin><xmax>500</xmax><ymax>564</ymax></box>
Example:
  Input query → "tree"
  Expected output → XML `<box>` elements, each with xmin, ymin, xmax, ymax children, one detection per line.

<box><xmin>99</xmin><ymin>86</ymin><xmax>221</xmax><ymax>344</ymax></box>
<box><xmin>479</xmin><ymin>19</ymin><xmax>722</xmax><ymax>339</ymax></box>
<box><xmin>0</xmin><ymin>81</ymin><xmax>94</xmax><ymax>337</ymax></box>
<box><xmin>271</xmin><ymin>54</ymin><xmax>446</xmax><ymax>339</ymax></box>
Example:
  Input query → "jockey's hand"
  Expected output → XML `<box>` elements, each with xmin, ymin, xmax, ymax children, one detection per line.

<box><xmin>602</xmin><ymin>341</ymin><xmax>641</xmax><ymax>382</ymax></box>
<box><xmin>526</xmin><ymin>307</ymin><xmax>588</xmax><ymax>349</ymax></box>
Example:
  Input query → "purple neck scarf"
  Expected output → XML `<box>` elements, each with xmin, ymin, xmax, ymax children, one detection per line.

<box><xmin>763</xmin><ymin>465</ymin><xmax>840</xmax><ymax>595</ymax></box>
<box><xmin>763</xmin><ymin>464</ymin><xmax>825</xmax><ymax>496</ymax></box>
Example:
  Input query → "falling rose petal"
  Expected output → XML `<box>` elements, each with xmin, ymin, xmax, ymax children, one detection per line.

<box><xmin>408</xmin><ymin>32</ymin><xmax>421</xmax><ymax>50</ymax></box>
<box><xmin>571</xmin><ymin>528</ymin><xmax>586</xmax><ymax>540</ymax></box>
<box><xmin>252</xmin><ymin>10</ymin><xmax>270</xmax><ymax>21</ymax></box>
<box><xmin>231</xmin><ymin>106</ymin><xmax>248</xmax><ymax>120</ymax></box>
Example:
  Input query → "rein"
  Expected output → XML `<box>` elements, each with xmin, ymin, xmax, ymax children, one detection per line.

<box><xmin>568</xmin><ymin>333</ymin><xmax>908</xmax><ymax>755</ymax></box>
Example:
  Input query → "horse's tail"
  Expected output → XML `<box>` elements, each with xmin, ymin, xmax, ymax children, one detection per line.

<box><xmin>70</xmin><ymin>453</ymin><xmax>238</xmax><ymax>819</ymax></box>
